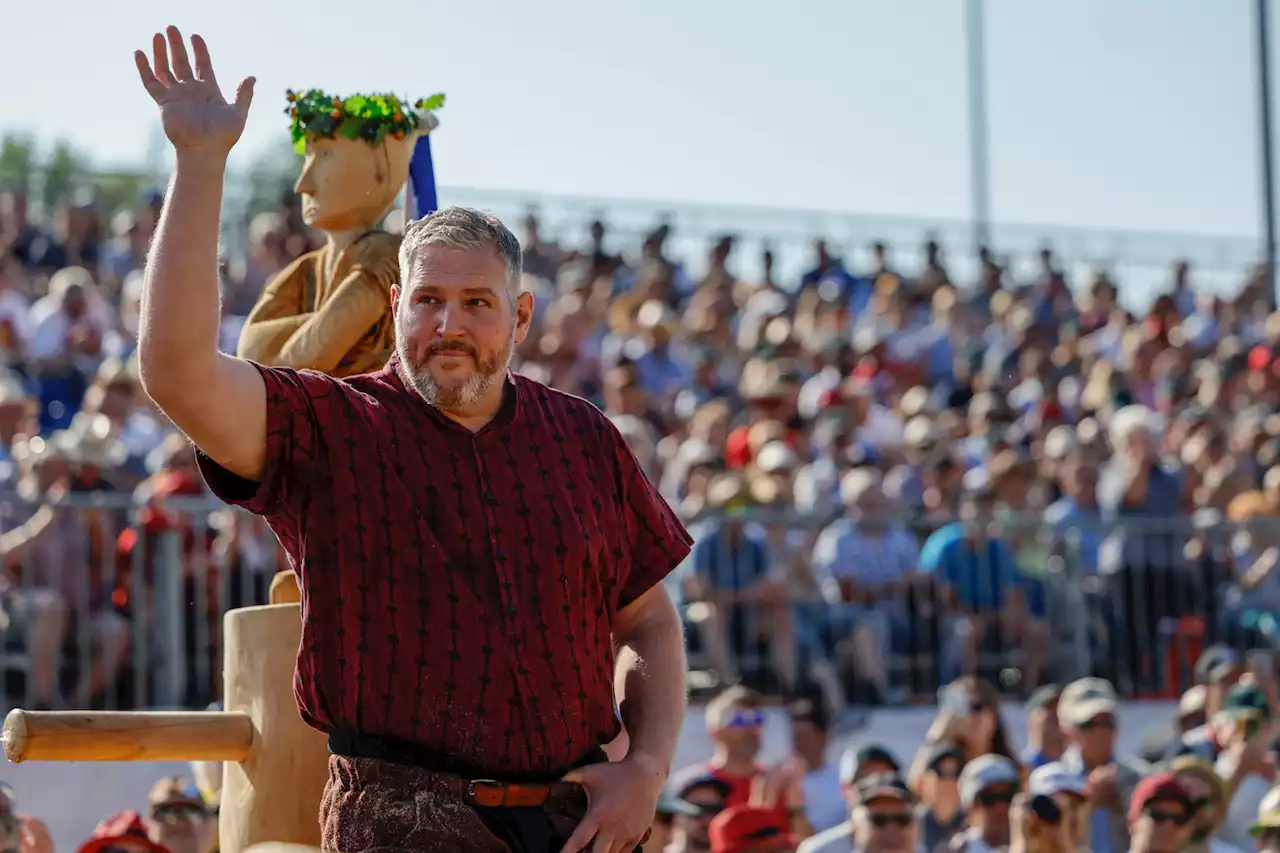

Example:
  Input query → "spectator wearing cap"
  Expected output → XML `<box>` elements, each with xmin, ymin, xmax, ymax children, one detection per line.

<box><xmin>670</xmin><ymin>687</ymin><xmax>771</xmax><ymax>810</ymax></box>
<box><xmin>75</xmin><ymin>810</ymin><xmax>171</xmax><ymax>853</ymax></box>
<box><xmin>144</xmin><ymin>777</ymin><xmax>215</xmax><ymax>853</ymax></box>
<box><xmin>1214</xmin><ymin>683</ymin><xmax>1279</xmax><ymax>851</ymax></box>
<box><xmin>1250</xmin><ymin>786</ymin><xmax>1280</xmax><ymax>853</ymax></box>
<box><xmin>918</xmin><ymin>484</ymin><xmax>1047</xmax><ymax>687</ymax></box>
<box><xmin>1022</xmin><ymin>685</ymin><xmax>1065</xmax><ymax>770</ymax></box>
<box><xmin>913</xmin><ymin>743</ymin><xmax>965</xmax><ymax>852</ymax></box>
<box><xmin>949</xmin><ymin>754</ymin><xmax>1021</xmax><ymax>853</ymax></box>
<box><xmin>788</xmin><ymin>699</ymin><xmax>846</xmax><ymax>834</ymax></box>
<box><xmin>812</xmin><ymin>467</ymin><xmax>919</xmax><ymax>704</ymax></box>
<box><xmin>683</xmin><ymin>476</ymin><xmax>799</xmax><ymax>691</ymax></box>
<box><xmin>1058</xmin><ymin>677</ymin><xmax>1148</xmax><ymax>853</ymax></box>
<box><xmin>1198</xmin><ymin>647</ymin><xmax>1247</xmax><ymax>720</ymax></box>
<box><xmin>662</xmin><ymin>775</ymin><xmax>732</xmax><ymax>853</ymax></box>
<box><xmin>1128</xmin><ymin>773</ymin><xmax>1196</xmax><ymax>853</ymax></box>
<box><xmin>1170</xmin><ymin>755</ymin><xmax>1245</xmax><ymax>853</ymax></box>
<box><xmin>1027</xmin><ymin>761</ymin><xmax>1089</xmax><ymax>853</ymax></box>
<box><xmin>798</xmin><ymin>773</ymin><xmax>916</xmax><ymax>853</ymax></box>
<box><xmin>709</xmin><ymin>804</ymin><xmax>799</xmax><ymax>853</ymax></box>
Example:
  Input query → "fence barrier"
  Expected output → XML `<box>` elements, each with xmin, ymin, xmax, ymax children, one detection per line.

<box><xmin>0</xmin><ymin>497</ymin><xmax>1267</xmax><ymax>713</ymax></box>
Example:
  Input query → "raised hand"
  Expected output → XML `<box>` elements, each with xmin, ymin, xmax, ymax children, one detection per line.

<box><xmin>134</xmin><ymin>26</ymin><xmax>255</xmax><ymax>155</ymax></box>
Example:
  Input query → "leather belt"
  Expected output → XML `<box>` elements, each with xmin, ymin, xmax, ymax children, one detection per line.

<box><xmin>442</xmin><ymin>777</ymin><xmax>586</xmax><ymax>810</ymax></box>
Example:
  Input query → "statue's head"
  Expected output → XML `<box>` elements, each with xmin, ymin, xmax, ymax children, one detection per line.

<box><xmin>286</xmin><ymin>90</ymin><xmax>443</xmax><ymax>233</ymax></box>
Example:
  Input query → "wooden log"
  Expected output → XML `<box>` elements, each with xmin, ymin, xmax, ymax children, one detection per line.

<box><xmin>2</xmin><ymin>710</ymin><xmax>254</xmax><ymax>763</ymax></box>
<box><xmin>218</xmin><ymin>602</ymin><xmax>329</xmax><ymax>853</ymax></box>
<box><xmin>269</xmin><ymin>571</ymin><xmax>301</xmax><ymax>605</ymax></box>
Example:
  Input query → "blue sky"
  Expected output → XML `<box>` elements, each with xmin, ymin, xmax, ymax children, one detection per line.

<box><xmin>0</xmin><ymin>1</ymin><xmax>1268</xmax><ymax>243</ymax></box>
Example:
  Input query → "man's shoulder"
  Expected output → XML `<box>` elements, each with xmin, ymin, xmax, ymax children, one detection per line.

<box><xmin>258</xmin><ymin>362</ymin><xmax>402</xmax><ymax>416</ymax></box>
<box><xmin>796</xmin><ymin>821</ymin><xmax>854</xmax><ymax>853</ymax></box>
<box><xmin>513</xmin><ymin>373</ymin><xmax>614</xmax><ymax>432</ymax></box>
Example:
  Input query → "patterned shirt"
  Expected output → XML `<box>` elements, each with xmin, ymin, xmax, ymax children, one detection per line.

<box><xmin>196</xmin><ymin>354</ymin><xmax>692</xmax><ymax>776</ymax></box>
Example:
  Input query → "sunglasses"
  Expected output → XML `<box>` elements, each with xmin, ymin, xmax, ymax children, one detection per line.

<box><xmin>1145</xmin><ymin>808</ymin><xmax>1191</xmax><ymax>827</ymax></box>
<box><xmin>869</xmin><ymin>813</ymin><xmax>913</xmax><ymax>828</ymax></box>
<box><xmin>930</xmin><ymin>764</ymin><xmax>961</xmax><ymax>780</ymax></box>
<box><xmin>725</xmin><ymin>710</ymin><xmax>766</xmax><ymax>729</ymax></box>
<box><xmin>151</xmin><ymin>803</ymin><xmax>210</xmax><ymax>824</ymax></box>
<box><xmin>976</xmin><ymin>790</ymin><xmax>1017</xmax><ymax>807</ymax></box>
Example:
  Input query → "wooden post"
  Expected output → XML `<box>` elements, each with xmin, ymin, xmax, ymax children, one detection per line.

<box><xmin>218</xmin><ymin>601</ymin><xmax>329</xmax><ymax>853</ymax></box>
<box><xmin>1</xmin><ymin>597</ymin><xmax>329</xmax><ymax>853</ymax></box>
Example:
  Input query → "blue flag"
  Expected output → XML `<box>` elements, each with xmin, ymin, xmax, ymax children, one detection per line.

<box><xmin>407</xmin><ymin>134</ymin><xmax>438</xmax><ymax>220</ymax></box>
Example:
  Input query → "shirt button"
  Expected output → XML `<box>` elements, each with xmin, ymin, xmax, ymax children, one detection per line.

<box><xmin>507</xmin><ymin>604</ymin><xmax>517</xmax><ymax>616</ymax></box>
<box><xmin>495</xmin><ymin>547</ymin><xmax>505</xmax><ymax>560</ymax></box>
<box><xmin>484</xmin><ymin>490</ymin><xmax>496</xmax><ymax>503</ymax></box>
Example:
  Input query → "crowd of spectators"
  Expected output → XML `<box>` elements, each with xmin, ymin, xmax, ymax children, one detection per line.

<box><xmin>2</xmin><ymin>175</ymin><xmax>1280</xmax><ymax>716</ymax></box>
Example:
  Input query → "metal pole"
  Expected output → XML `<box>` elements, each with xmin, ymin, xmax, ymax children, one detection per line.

<box><xmin>964</xmin><ymin>0</ymin><xmax>992</xmax><ymax>258</ymax></box>
<box><xmin>1256</xmin><ymin>0</ymin><xmax>1277</xmax><ymax>305</ymax></box>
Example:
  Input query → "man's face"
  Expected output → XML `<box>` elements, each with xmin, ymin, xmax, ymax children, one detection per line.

<box><xmin>970</xmin><ymin>784</ymin><xmax>1015</xmax><ymax>843</ymax></box>
<box><xmin>1069</xmin><ymin>713</ymin><xmax>1117</xmax><ymax>760</ymax></box>
<box><xmin>1132</xmin><ymin>797</ymin><xmax>1193</xmax><ymax>853</ymax></box>
<box><xmin>674</xmin><ymin>784</ymin><xmax>725</xmax><ymax>851</ymax></box>
<box><xmin>393</xmin><ymin>244</ymin><xmax>532</xmax><ymax>413</ymax></box>
<box><xmin>63</xmin><ymin>286</ymin><xmax>86</xmax><ymax>320</ymax></box>
<box><xmin>712</xmin><ymin>706</ymin><xmax>764</xmax><ymax>762</ymax></box>
<box><xmin>147</xmin><ymin>800</ymin><xmax>215</xmax><ymax>853</ymax></box>
<box><xmin>1174</xmin><ymin>772</ymin><xmax>1217</xmax><ymax>840</ymax></box>
<box><xmin>858</xmin><ymin>795</ymin><xmax>915</xmax><ymax>853</ymax></box>
<box><xmin>790</xmin><ymin>720</ymin><xmax>825</xmax><ymax>760</ymax></box>
<box><xmin>921</xmin><ymin>758</ymin><xmax>961</xmax><ymax>804</ymax></box>
<box><xmin>1054</xmin><ymin>792</ymin><xmax>1089</xmax><ymax>850</ymax></box>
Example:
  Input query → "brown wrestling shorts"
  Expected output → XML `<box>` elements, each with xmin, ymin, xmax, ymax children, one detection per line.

<box><xmin>321</xmin><ymin>733</ymin><xmax>645</xmax><ymax>852</ymax></box>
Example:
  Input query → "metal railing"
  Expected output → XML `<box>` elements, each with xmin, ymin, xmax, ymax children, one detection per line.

<box><xmin>0</xmin><ymin>499</ymin><xmax>1268</xmax><ymax>713</ymax></box>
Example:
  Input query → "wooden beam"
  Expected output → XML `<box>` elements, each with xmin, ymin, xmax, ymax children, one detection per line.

<box><xmin>2</xmin><ymin>710</ymin><xmax>254</xmax><ymax>763</ymax></box>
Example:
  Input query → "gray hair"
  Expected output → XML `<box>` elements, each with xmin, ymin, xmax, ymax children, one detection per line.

<box><xmin>399</xmin><ymin>206</ymin><xmax>523</xmax><ymax>295</ymax></box>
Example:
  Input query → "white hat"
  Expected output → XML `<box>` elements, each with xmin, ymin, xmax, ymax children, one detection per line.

<box><xmin>1059</xmin><ymin>678</ymin><xmax>1118</xmax><ymax>727</ymax></box>
<box><xmin>1028</xmin><ymin>762</ymin><xmax>1086</xmax><ymax>799</ymax></box>
<box><xmin>959</xmin><ymin>754</ymin><xmax>1020</xmax><ymax>809</ymax></box>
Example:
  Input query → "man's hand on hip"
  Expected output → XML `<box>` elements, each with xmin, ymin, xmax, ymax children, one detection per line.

<box><xmin>560</xmin><ymin>753</ymin><xmax>665</xmax><ymax>853</ymax></box>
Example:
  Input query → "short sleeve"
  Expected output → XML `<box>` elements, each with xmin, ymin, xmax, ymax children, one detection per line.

<box><xmin>195</xmin><ymin>363</ymin><xmax>330</xmax><ymax>520</ymax></box>
<box><xmin>611</xmin><ymin>422</ymin><xmax>694</xmax><ymax>610</ymax></box>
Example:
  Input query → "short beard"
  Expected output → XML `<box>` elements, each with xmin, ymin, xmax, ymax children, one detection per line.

<box><xmin>396</xmin><ymin>323</ymin><xmax>515</xmax><ymax>412</ymax></box>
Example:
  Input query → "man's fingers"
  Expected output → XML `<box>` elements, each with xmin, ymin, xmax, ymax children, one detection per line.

<box><xmin>151</xmin><ymin>32</ymin><xmax>176</xmax><ymax>86</ymax></box>
<box><xmin>560</xmin><ymin>816</ymin><xmax>599</xmax><ymax>853</ymax></box>
<box><xmin>134</xmin><ymin>51</ymin><xmax>166</xmax><ymax>101</ymax></box>
<box><xmin>589</xmin><ymin>829</ymin><xmax>616</xmax><ymax>853</ymax></box>
<box><xmin>234</xmin><ymin>77</ymin><xmax>256</xmax><ymax>118</ymax></box>
<box><xmin>190</xmin><ymin>34</ymin><xmax>218</xmax><ymax>85</ymax></box>
<box><xmin>166</xmin><ymin>26</ymin><xmax>195</xmax><ymax>81</ymax></box>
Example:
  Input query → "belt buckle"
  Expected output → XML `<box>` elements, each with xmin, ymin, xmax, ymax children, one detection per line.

<box><xmin>467</xmin><ymin>779</ymin><xmax>504</xmax><ymax>808</ymax></box>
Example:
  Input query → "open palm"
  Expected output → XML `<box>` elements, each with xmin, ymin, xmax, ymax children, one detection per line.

<box><xmin>134</xmin><ymin>27</ymin><xmax>255</xmax><ymax>154</ymax></box>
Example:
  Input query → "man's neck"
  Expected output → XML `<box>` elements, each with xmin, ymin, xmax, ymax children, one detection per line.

<box><xmin>710</xmin><ymin>749</ymin><xmax>756</xmax><ymax>777</ymax></box>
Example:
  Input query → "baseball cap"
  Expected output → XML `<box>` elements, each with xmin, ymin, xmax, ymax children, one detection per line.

<box><xmin>857</xmin><ymin>773</ymin><xmax>915</xmax><ymax>806</ymax></box>
<box><xmin>655</xmin><ymin>789</ymin><xmax>704</xmax><ymax>818</ymax></box>
<box><xmin>147</xmin><ymin>777</ymin><xmax>206</xmax><ymax>811</ymax></box>
<box><xmin>1058</xmin><ymin>678</ymin><xmax>1118</xmax><ymax>727</ymax></box>
<box><xmin>1251</xmin><ymin>785</ymin><xmax>1280</xmax><ymax>836</ymax></box>
<box><xmin>839</xmin><ymin>744</ymin><xmax>901</xmax><ymax>785</ymax></box>
<box><xmin>709</xmin><ymin>805</ymin><xmax>798</xmax><ymax>853</ymax></box>
<box><xmin>1178</xmin><ymin>685</ymin><xmax>1208</xmax><ymax>719</ymax></box>
<box><xmin>1196</xmin><ymin>646</ymin><xmax>1243</xmax><ymax>685</ymax></box>
<box><xmin>1128</xmin><ymin>772</ymin><xmax>1194</xmax><ymax>827</ymax></box>
<box><xmin>1028</xmin><ymin>762</ymin><xmax>1086</xmax><ymax>799</ymax></box>
<box><xmin>1222</xmin><ymin>683</ymin><xmax>1271</xmax><ymax>717</ymax></box>
<box><xmin>920</xmin><ymin>742</ymin><xmax>965</xmax><ymax>773</ymax></box>
<box><xmin>76</xmin><ymin>811</ymin><xmax>169</xmax><ymax>853</ymax></box>
<box><xmin>959</xmin><ymin>754</ymin><xmax>1020</xmax><ymax>810</ymax></box>
<box><xmin>673</xmin><ymin>773</ymin><xmax>733</xmax><ymax>803</ymax></box>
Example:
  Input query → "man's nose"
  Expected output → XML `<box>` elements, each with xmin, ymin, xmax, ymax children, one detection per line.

<box><xmin>435</xmin><ymin>304</ymin><xmax>466</xmax><ymax>337</ymax></box>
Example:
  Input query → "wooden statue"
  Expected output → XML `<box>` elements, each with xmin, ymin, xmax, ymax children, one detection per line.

<box><xmin>3</xmin><ymin>583</ymin><xmax>329</xmax><ymax>853</ymax></box>
<box><xmin>236</xmin><ymin>90</ymin><xmax>442</xmax><ymax>377</ymax></box>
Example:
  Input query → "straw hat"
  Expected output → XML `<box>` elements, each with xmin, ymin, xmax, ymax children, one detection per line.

<box><xmin>53</xmin><ymin>413</ymin><xmax>128</xmax><ymax>470</ymax></box>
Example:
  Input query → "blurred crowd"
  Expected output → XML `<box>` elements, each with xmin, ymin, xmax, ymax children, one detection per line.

<box><xmin>4</xmin><ymin>177</ymin><xmax>1280</xmax><ymax>718</ymax></box>
<box><xmin>645</xmin><ymin>660</ymin><xmax>1280</xmax><ymax>853</ymax></box>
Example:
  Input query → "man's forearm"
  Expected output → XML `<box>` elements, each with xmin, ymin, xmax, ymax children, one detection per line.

<box><xmin>137</xmin><ymin>153</ymin><xmax>227</xmax><ymax>392</ymax></box>
<box><xmin>614</xmin><ymin>590</ymin><xmax>687</xmax><ymax>776</ymax></box>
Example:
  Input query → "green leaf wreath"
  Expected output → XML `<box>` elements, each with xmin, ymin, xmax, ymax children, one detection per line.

<box><xmin>285</xmin><ymin>90</ymin><xmax>445</xmax><ymax>155</ymax></box>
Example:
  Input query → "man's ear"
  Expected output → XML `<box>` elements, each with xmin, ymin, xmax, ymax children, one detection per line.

<box><xmin>390</xmin><ymin>283</ymin><xmax>401</xmax><ymax>311</ymax></box>
<box><xmin>514</xmin><ymin>291</ymin><xmax>535</xmax><ymax>345</ymax></box>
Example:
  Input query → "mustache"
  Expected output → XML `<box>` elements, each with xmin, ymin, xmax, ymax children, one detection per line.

<box><xmin>426</xmin><ymin>341</ymin><xmax>477</xmax><ymax>358</ymax></box>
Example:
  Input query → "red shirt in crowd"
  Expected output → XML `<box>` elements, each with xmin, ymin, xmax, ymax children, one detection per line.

<box><xmin>196</xmin><ymin>354</ymin><xmax>692</xmax><ymax>776</ymax></box>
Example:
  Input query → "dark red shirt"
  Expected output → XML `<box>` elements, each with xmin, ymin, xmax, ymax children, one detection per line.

<box><xmin>196</xmin><ymin>355</ymin><xmax>692</xmax><ymax>776</ymax></box>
